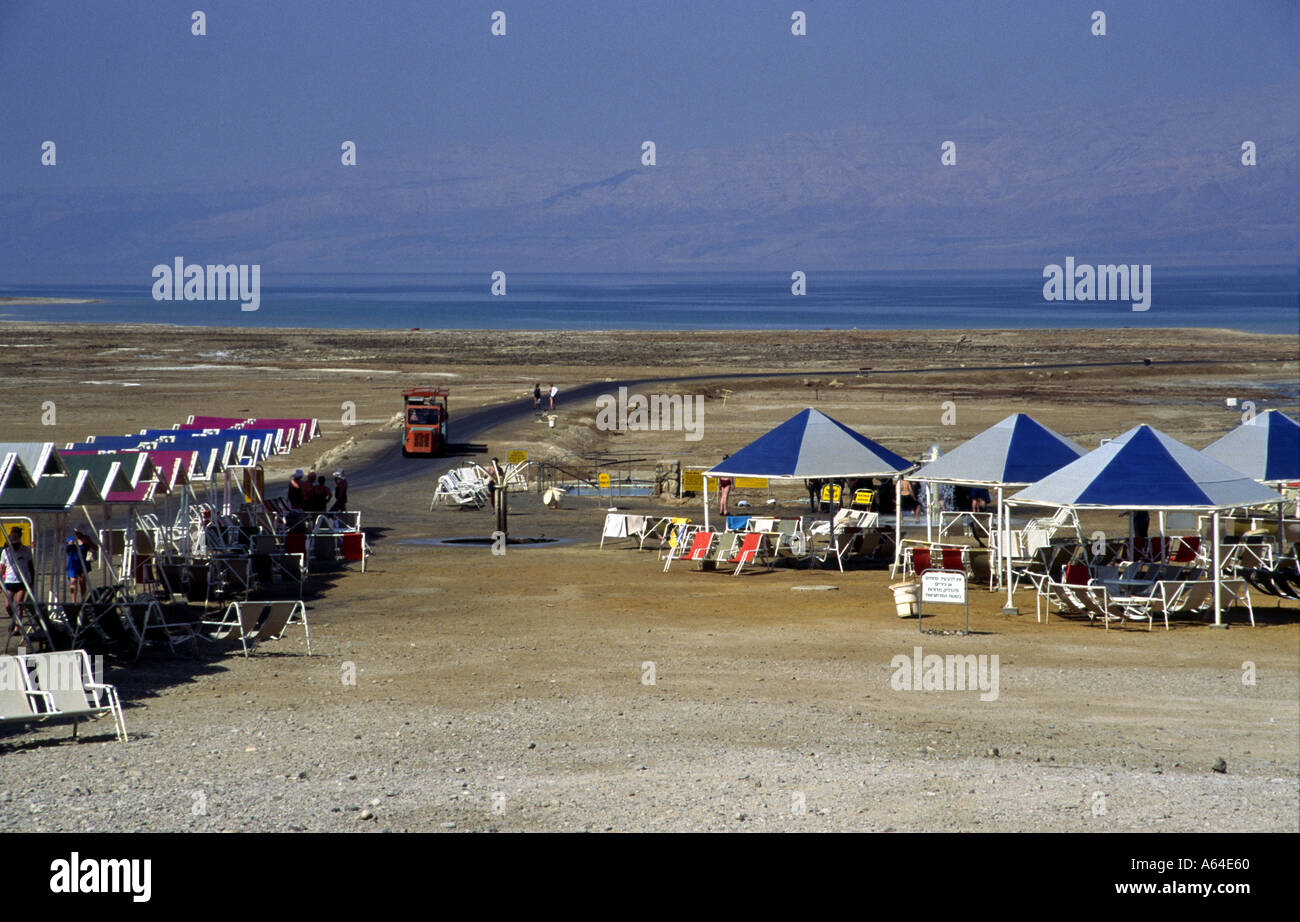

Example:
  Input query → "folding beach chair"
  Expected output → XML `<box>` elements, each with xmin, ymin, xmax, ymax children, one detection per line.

<box><xmin>26</xmin><ymin>650</ymin><xmax>128</xmax><ymax>742</ymax></box>
<box><xmin>640</xmin><ymin>516</ymin><xmax>676</xmax><ymax>550</ymax></box>
<box><xmin>124</xmin><ymin>596</ymin><xmax>198</xmax><ymax>656</ymax></box>
<box><xmin>340</xmin><ymin>531</ymin><xmax>368</xmax><ymax>572</ymax></box>
<box><xmin>0</xmin><ymin>653</ymin><xmax>54</xmax><ymax>731</ymax></box>
<box><xmin>247</xmin><ymin>600</ymin><xmax>311</xmax><ymax>655</ymax></box>
<box><xmin>201</xmin><ymin>601</ymin><xmax>263</xmax><ymax>657</ymax></box>
<box><xmin>664</xmin><ymin>530</ymin><xmax>715</xmax><ymax>572</ymax></box>
<box><xmin>430</xmin><ymin>472</ymin><xmax>488</xmax><ymax>509</ymax></box>
<box><xmin>770</xmin><ymin>519</ymin><xmax>810</xmax><ymax>567</ymax></box>
<box><xmin>939</xmin><ymin>546</ymin><xmax>970</xmax><ymax>575</ymax></box>
<box><xmin>1034</xmin><ymin>579</ymin><xmax>1094</xmax><ymax>623</ymax></box>
<box><xmin>1169</xmin><ymin>536</ymin><xmax>1202</xmax><ymax>564</ymax></box>
<box><xmin>728</xmin><ymin>532</ymin><xmax>773</xmax><ymax>576</ymax></box>
<box><xmin>657</xmin><ymin>518</ymin><xmax>693</xmax><ymax>557</ymax></box>
<box><xmin>1124</xmin><ymin>579</ymin><xmax>1215</xmax><ymax>631</ymax></box>
<box><xmin>851</xmin><ymin>489</ymin><xmax>875</xmax><ymax>509</ymax></box>
<box><xmin>909</xmin><ymin>546</ymin><xmax>934</xmax><ymax>576</ymax></box>
<box><xmin>209</xmin><ymin>555</ymin><xmax>252</xmax><ymax>602</ymax></box>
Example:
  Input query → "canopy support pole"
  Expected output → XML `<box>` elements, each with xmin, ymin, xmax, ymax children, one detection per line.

<box><xmin>892</xmin><ymin>476</ymin><xmax>903</xmax><ymax>577</ymax></box>
<box><xmin>1000</xmin><ymin>487</ymin><xmax>1017</xmax><ymax>614</ymax></box>
<box><xmin>1212</xmin><ymin>511</ymin><xmax>1224</xmax><ymax>628</ymax></box>
<box><xmin>925</xmin><ymin>483</ymin><xmax>933</xmax><ymax>544</ymax></box>
<box><xmin>702</xmin><ymin>476</ymin><xmax>710</xmax><ymax>531</ymax></box>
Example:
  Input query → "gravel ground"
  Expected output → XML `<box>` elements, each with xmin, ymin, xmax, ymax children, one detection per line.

<box><xmin>1</xmin><ymin>326</ymin><xmax>1296</xmax><ymax>832</ymax></box>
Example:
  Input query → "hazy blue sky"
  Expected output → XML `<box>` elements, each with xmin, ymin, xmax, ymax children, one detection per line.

<box><xmin>2</xmin><ymin>0</ymin><xmax>1296</xmax><ymax>277</ymax></box>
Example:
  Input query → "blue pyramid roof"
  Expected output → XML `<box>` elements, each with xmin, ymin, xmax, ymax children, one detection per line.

<box><xmin>1202</xmin><ymin>410</ymin><xmax>1300</xmax><ymax>484</ymax></box>
<box><xmin>1013</xmin><ymin>424</ymin><xmax>1283</xmax><ymax>509</ymax></box>
<box><xmin>912</xmin><ymin>414</ymin><xmax>1085</xmax><ymax>485</ymax></box>
<box><xmin>707</xmin><ymin>408</ymin><xmax>911</xmax><ymax>480</ymax></box>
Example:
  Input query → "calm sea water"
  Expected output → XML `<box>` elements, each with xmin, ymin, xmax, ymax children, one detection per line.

<box><xmin>2</xmin><ymin>268</ymin><xmax>1295</xmax><ymax>333</ymax></box>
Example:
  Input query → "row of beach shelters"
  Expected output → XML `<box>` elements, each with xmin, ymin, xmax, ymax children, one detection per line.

<box><xmin>1</xmin><ymin>416</ymin><xmax>322</xmax><ymax>634</ymax></box>
<box><xmin>698</xmin><ymin>407</ymin><xmax>1298</xmax><ymax>627</ymax></box>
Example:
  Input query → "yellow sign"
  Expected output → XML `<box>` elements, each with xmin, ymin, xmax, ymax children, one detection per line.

<box><xmin>507</xmin><ymin>450</ymin><xmax>528</xmax><ymax>464</ymax></box>
<box><xmin>242</xmin><ymin>468</ymin><xmax>264</xmax><ymax>505</ymax></box>
<box><xmin>598</xmin><ymin>472</ymin><xmax>611</xmax><ymax>488</ymax></box>
<box><xmin>0</xmin><ymin>519</ymin><xmax>33</xmax><ymax>547</ymax></box>
<box><xmin>682</xmin><ymin>468</ymin><xmax>767</xmax><ymax>491</ymax></box>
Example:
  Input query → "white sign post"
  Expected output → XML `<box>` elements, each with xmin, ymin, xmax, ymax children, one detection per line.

<box><xmin>918</xmin><ymin>568</ymin><xmax>969</xmax><ymax>634</ymax></box>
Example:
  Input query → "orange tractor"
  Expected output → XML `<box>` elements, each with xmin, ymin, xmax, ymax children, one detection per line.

<box><xmin>402</xmin><ymin>387</ymin><xmax>449</xmax><ymax>457</ymax></box>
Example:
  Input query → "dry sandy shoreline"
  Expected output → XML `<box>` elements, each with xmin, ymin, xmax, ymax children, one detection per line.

<box><xmin>0</xmin><ymin>324</ymin><xmax>1296</xmax><ymax>832</ymax></box>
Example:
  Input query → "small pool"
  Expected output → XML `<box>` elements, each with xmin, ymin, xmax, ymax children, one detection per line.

<box><xmin>401</xmin><ymin>536</ymin><xmax>571</xmax><ymax>549</ymax></box>
<box><xmin>557</xmin><ymin>485</ymin><xmax>654</xmax><ymax>497</ymax></box>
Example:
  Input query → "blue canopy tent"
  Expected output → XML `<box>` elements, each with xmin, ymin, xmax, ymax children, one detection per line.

<box><xmin>910</xmin><ymin>414</ymin><xmax>1087</xmax><ymax>603</ymax></box>
<box><xmin>1011</xmin><ymin>424</ymin><xmax>1283</xmax><ymax>626</ymax></box>
<box><xmin>1201</xmin><ymin>410</ymin><xmax>1300</xmax><ymax>485</ymax></box>
<box><xmin>703</xmin><ymin>408</ymin><xmax>912</xmax><ymax>533</ymax></box>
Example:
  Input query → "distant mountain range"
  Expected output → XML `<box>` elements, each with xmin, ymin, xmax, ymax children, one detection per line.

<box><xmin>4</xmin><ymin>79</ymin><xmax>1295</xmax><ymax>281</ymax></box>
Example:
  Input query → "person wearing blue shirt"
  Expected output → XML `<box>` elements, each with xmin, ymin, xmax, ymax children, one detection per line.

<box><xmin>65</xmin><ymin>529</ymin><xmax>98</xmax><ymax>602</ymax></box>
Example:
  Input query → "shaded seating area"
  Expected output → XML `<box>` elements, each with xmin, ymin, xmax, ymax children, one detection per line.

<box><xmin>1011</xmin><ymin>425</ymin><xmax>1285</xmax><ymax>629</ymax></box>
<box><xmin>0</xmin><ymin>411</ymin><xmax>365</xmax><ymax>745</ymax></box>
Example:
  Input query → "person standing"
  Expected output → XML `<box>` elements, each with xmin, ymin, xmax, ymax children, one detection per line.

<box><xmin>1</xmin><ymin>527</ymin><xmax>35</xmax><ymax>616</ymax></box>
<box><xmin>533</xmin><ymin>383</ymin><xmax>542</xmax><ymax>410</ymax></box>
<box><xmin>717</xmin><ymin>454</ymin><xmax>733</xmax><ymax>517</ymax></box>
<box><xmin>331</xmin><ymin>471</ymin><xmax>349</xmax><ymax>513</ymax></box>
<box><xmin>807</xmin><ymin>478</ymin><xmax>824</xmax><ymax>513</ymax></box>
<box><xmin>548</xmin><ymin>383</ymin><xmax>558</xmax><ymax>410</ymax></box>
<box><xmin>288</xmin><ymin>469</ymin><xmax>305</xmax><ymax>509</ymax></box>
<box><xmin>314</xmin><ymin>476</ymin><xmax>332</xmax><ymax>512</ymax></box>
<box><xmin>65</xmin><ymin>529</ymin><xmax>98</xmax><ymax>602</ymax></box>
<box><xmin>900</xmin><ymin>478</ymin><xmax>922</xmax><ymax>522</ymax></box>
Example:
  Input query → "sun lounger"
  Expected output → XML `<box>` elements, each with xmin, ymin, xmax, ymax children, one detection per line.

<box><xmin>0</xmin><ymin>654</ymin><xmax>55</xmax><ymax>729</ymax></box>
<box><xmin>664</xmin><ymin>530</ymin><xmax>715</xmax><ymax>572</ymax></box>
<box><xmin>248</xmin><ymin>600</ymin><xmax>311</xmax><ymax>654</ymax></box>
<box><xmin>939</xmin><ymin>546</ymin><xmax>969</xmax><ymax>574</ymax></box>
<box><xmin>431</xmin><ymin>472</ymin><xmax>489</xmax><ymax>509</ymax></box>
<box><xmin>657</xmin><ymin>518</ymin><xmax>693</xmax><ymax>557</ymax></box>
<box><xmin>24</xmin><ymin>650</ymin><xmax>127</xmax><ymax>741</ymax></box>
<box><xmin>201</xmin><ymin>601</ymin><xmax>262</xmax><ymax>656</ymax></box>
<box><xmin>728</xmin><ymin>532</ymin><xmax>772</xmax><ymax>576</ymax></box>
<box><xmin>1033</xmin><ymin>578</ymin><xmax>1096</xmax><ymax>623</ymax></box>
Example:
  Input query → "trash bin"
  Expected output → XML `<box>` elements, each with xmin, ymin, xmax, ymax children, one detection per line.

<box><xmin>889</xmin><ymin>581</ymin><xmax>918</xmax><ymax>618</ymax></box>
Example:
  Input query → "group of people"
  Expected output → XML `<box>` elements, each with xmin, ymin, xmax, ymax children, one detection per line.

<box><xmin>2</xmin><ymin>525</ymin><xmax>100</xmax><ymax>619</ymax></box>
<box><xmin>288</xmin><ymin>469</ymin><xmax>348</xmax><ymax>513</ymax></box>
<box><xmin>532</xmin><ymin>383</ymin><xmax>558</xmax><ymax>412</ymax></box>
<box><xmin>897</xmin><ymin>479</ymin><xmax>991</xmax><ymax>521</ymax></box>
<box><xmin>712</xmin><ymin>475</ymin><xmax>997</xmax><ymax>522</ymax></box>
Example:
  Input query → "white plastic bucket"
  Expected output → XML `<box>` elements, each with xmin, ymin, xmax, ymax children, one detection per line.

<box><xmin>890</xmin><ymin>581</ymin><xmax>918</xmax><ymax>618</ymax></box>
